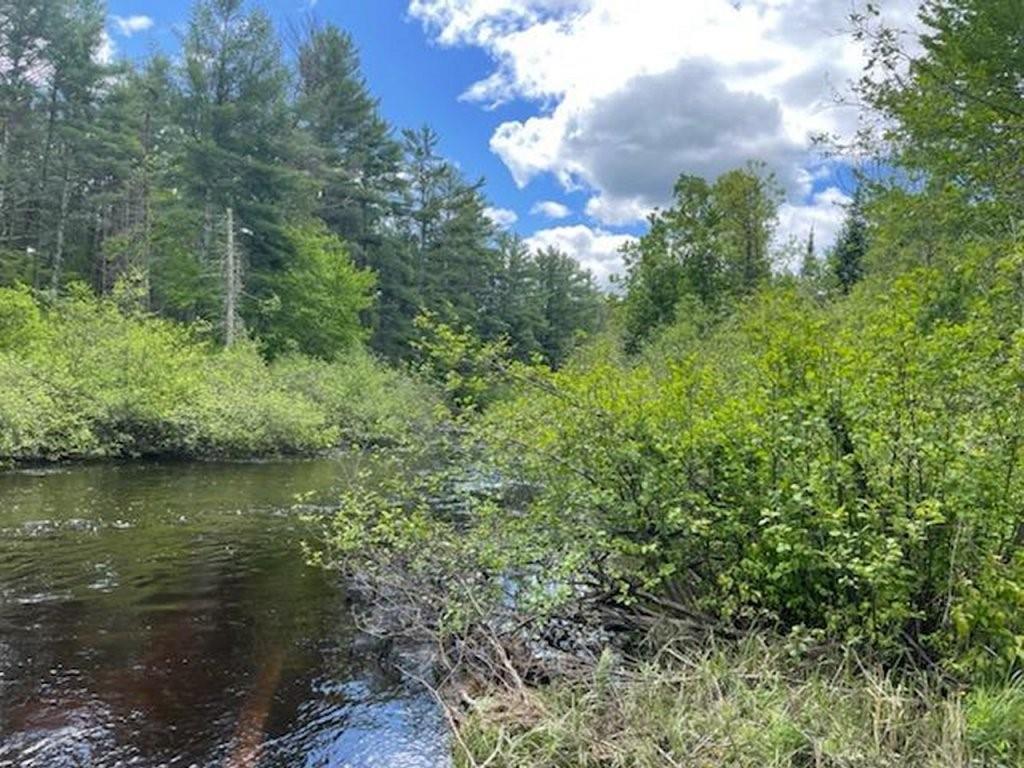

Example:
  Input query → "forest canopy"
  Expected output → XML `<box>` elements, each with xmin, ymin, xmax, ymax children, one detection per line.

<box><xmin>0</xmin><ymin>0</ymin><xmax>604</xmax><ymax>366</ymax></box>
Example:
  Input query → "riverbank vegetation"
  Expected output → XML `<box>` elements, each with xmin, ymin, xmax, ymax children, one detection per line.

<box><xmin>3</xmin><ymin>0</ymin><xmax>1024</xmax><ymax>763</ymax></box>
<box><xmin>0</xmin><ymin>0</ymin><xmax>604</xmax><ymax>461</ymax></box>
<box><xmin>454</xmin><ymin>638</ymin><xmax>1024</xmax><ymax>768</ymax></box>
<box><xmin>0</xmin><ymin>283</ymin><xmax>435</xmax><ymax>459</ymax></box>
<box><xmin>316</xmin><ymin>1</ymin><xmax>1024</xmax><ymax>764</ymax></box>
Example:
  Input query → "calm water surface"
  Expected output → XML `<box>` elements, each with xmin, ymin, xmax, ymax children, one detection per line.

<box><xmin>0</xmin><ymin>458</ymin><xmax>448</xmax><ymax>767</ymax></box>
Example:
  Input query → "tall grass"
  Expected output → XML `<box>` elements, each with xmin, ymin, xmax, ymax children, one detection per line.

<box><xmin>455</xmin><ymin>636</ymin><xmax>1024</xmax><ymax>768</ymax></box>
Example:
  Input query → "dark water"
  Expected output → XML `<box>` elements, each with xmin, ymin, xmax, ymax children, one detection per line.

<box><xmin>0</xmin><ymin>458</ymin><xmax>449</xmax><ymax>768</ymax></box>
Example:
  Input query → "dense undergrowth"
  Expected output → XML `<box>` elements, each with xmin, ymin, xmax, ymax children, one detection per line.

<box><xmin>480</xmin><ymin>249</ymin><xmax>1024</xmax><ymax>676</ymax></box>
<box><xmin>0</xmin><ymin>285</ymin><xmax>435</xmax><ymax>462</ymax></box>
<box><xmin>321</xmin><ymin>244</ymin><xmax>1024</xmax><ymax>766</ymax></box>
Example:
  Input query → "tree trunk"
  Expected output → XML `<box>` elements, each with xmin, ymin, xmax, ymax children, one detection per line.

<box><xmin>51</xmin><ymin>165</ymin><xmax>70</xmax><ymax>294</ymax></box>
<box><xmin>224</xmin><ymin>206</ymin><xmax>239</xmax><ymax>346</ymax></box>
<box><xmin>0</xmin><ymin>117</ymin><xmax>9</xmax><ymax>241</ymax></box>
<box><xmin>140</xmin><ymin>108</ymin><xmax>153</xmax><ymax>309</ymax></box>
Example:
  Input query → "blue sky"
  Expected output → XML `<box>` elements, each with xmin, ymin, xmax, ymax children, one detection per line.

<box><xmin>105</xmin><ymin>0</ymin><xmax>531</xmax><ymax>207</ymax></box>
<box><xmin>104</xmin><ymin>0</ymin><xmax>921</xmax><ymax>283</ymax></box>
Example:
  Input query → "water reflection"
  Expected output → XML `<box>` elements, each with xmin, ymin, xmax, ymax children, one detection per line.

<box><xmin>0</xmin><ymin>459</ymin><xmax>448</xmax><ymax>767</ymax></box>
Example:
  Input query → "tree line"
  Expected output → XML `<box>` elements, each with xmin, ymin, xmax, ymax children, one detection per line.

<box><xmin>0</xmin><ymin>0</ymin><xmax>603</xmax><ymax>365</ymax></box>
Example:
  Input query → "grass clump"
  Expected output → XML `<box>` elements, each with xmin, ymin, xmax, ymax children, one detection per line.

<box><xmin>455</xmin><ymin>638</ymin><xmax>1024</xmax><ymax>768</ymax></box>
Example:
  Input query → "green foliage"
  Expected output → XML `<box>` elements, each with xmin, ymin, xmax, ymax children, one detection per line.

<box><xmin>0</xmin><ymin>0</ymin><xmax>605</xmax><ymax>369</ymax></box>
<box><xmin>456</xmin><ymin>638</ymin><xmax>1010</xmax><ymax>768</ymax></box>
<box><xmin>965</xmin><ymin>682</ymin><xmax>1024</xmax><ymax>765</ymax></box>
<box><xmin>622</xmin><ymin>164</ymin><xmax>780</xmax><ymax>349</ymax></box>
<box><xmin>449</xmin><ymin>242</ymin><xmax>1024</xmax><ymax>675</ymax></box>
<box><xmin>0</xmin><ymin>286</ymin><xmax>44</xmax><ymax>350</ymax></box>
<box><xmin>828</xmin><ymin>187</ymin><xmax>869</xmax><ymax>293</ymax></box>
<box><xmin>413</xmin><ymin>312</ymin><xmax>515</xmax><ymax>412</ymax></box>
<box><xmin>482</xmin><ymin>235</ymin><xmax>605</xmax><ymax>367</ymax></box>
<box><xmin>270</xmin><ymin>350</ymin><xmax>436</xmax><ymax>446</ymax></box>
<box><xmin>858</xmin><ymin>0</ymin><xmax>1024</xmax><ymax>226</ymax></box>
<box><xmin>0</xmin><ymin>288</ymin><xmax>433</xmax><ymax>461</ymax></box>
<box><xmin>261</xmin><ymin>224</ymin><xmax>375</xmax><ymax>359</ymax></box>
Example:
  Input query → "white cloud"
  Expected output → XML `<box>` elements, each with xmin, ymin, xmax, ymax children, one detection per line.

<box><xmin>112</xmin><ymin>15</ymin><xmax>154</xmax><ymax>37</ymax></box>
<box><xmin>525</xmin><ymin>224</ymin><xmax>634</xmax><ymax>286</ymax></box>
<box><xmin>530</xmin><ymin>200</ymin><xmax>571</xmax><ymax>219</ymax></box>
<box><xmin>484</xmin><ymin>206</ymin><xmax>519</xmax><ymax>227</ymax></box>
<box><xmin>410</xmin><ymin>0</ymin><xmax>921</xmax><ymax>251</ymax></box>
<box><xmin>776</xmin><ymin>185</ymin><xmax>851</xmax><ymax>270</ymax></box>
<box><xmin>97</xmin><ymin>30</ymin><xmax>115</xmax><ymax>64</ymax></box>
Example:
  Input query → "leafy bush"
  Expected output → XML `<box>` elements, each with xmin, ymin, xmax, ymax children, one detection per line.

<box><xmin>0</xmin><ymin>287</ymin><xmax>432</xmax><ymax>461</ymax></box>
<box><xmin>457</xmin><ymin>247</ymin><xmax>1024</xmax><ymax>675</ymax></box>
<box><xmin>270</xmin><ymin>350</ymin><xmax>437</xmax><ymax>446</ymax></box>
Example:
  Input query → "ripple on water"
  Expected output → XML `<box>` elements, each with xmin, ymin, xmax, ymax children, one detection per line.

<box><xmin>0</xmin><ymin>457</ymin><xmax>453</xmax><ymax>768</ymax></box>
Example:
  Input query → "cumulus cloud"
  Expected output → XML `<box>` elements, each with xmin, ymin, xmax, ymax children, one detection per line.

<box><xmin>112</xmin><ymin>15</ymin><xmax>154</xmax><ymax>37</ymax></box>
<box><xmin>531</xmin><ymin>200</ymin><xmax>571</xmax><ymax>219</ymax></box>
<box><xmin>525</xmin><ymin>225</ymin><xmax>634</xmax><ymax>286</ymax></box>
<box><xmin>484</xmin><ymin>206</ymin><xmax>519</xmax><ymax>227</ymax></box>
<box><xmin>410</xmin><ymin>0</ymin><xmax>921</xmax><ymax>261</ymax></box>
<box><xmin>777</xmin><ymin>185</ymin><xmax>851</xmax><ymax>269</ymax></box>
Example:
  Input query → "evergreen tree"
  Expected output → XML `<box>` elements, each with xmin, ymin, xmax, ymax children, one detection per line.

<box><xmin>0</xmin><ymin>0</ymin><xmax>609</xmax><ymax>366</ymax></box>
<box><xmin>531</xmin><ymin>247</ymin><xmax>603</xmax><ymax>366</ymax></box>
<box><xmin>0</xmin><ymin>0</ymin><xmax>56</xmax><ymax>265</ymax></box>
<box><xmin>0</xmin><ymin>0</ymin><xmax>108</xmax><ymax>291</ymax></box>
<box><xmin>295</xmin><ymin>22</ymin><xmax>402</xmax><ymax>257</ymax></box>
<box><xmin>800</xmin><ymin>227</ymin><xmax>823</xmax><ymax>283</ymax></box>
<box><xmin>401</xmin><ymin>126</ymin><xmax>497</xmax><ymax>329</ymax></box>
<box><xmin>180</xmin><ymin>0</ymin><xmax>302</xmax><ymax>330</ymax></box>
<box><xmin>480</xmin><ymin>233</ymin><xmax>542</xmax><ymax>358</ymax></box>
<box><xmin>829</xmin><ymin>188</ymin><xmax>869</xmax><ymax>294</ymax></box>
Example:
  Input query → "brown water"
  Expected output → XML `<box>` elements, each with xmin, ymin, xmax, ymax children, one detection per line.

<box><xmin>0</xmin><ymin>458</ymin><xmax>449</xmax><ymax>767</ymax></box>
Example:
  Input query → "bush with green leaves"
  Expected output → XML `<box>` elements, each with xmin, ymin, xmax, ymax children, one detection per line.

<box><xmin>0</xmin><ymin>285</ymin><xmax>433</xmax><ymax>461</ymax></box>
<box><xmin>442</xmin><ymin>244</ymin><xmax>1024</xmax><ymax>675</ymax></box>
<box><xmin>270</xmin><ymin>350</ymin><xmax>437</xmax><ymax>446</ymax></box>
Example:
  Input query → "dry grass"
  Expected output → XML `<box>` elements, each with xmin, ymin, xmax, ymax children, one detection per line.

<box><xmin>452</xmin><ymin>635</ymin><xmax>1024</xmax><ymax>768</ymax></box>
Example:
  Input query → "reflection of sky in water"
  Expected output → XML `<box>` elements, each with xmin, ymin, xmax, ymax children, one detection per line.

<box><xmin>264</xmin><ymin>681</ymin><xmax>449</xmax><ymax>768</ymax></box>
<box><xmin>0</xmin><ymin>681</ymin><xmax>449</xmax><ymax>768</ymax></box>
<box><xmin>0</xmin><ymin>696</ymin><xmax>118</xmax><ymax>768</ymax></box>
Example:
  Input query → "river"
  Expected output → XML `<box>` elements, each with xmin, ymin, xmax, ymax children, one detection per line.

<box><xmin>0</xmin><ymin>458</ymin><xmax>449</xmax><ymax>767</ymax></box>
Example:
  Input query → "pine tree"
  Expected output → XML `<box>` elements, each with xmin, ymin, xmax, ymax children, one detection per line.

<box><xmin>531</xmin><ymin>247</ymin><xmax>603</xmax><ymax>366</ymax></box>
<box><xmin>295</xmin><ymin>22</ymin><xmax>401</xmax><ymax>256</ymax></box>
<box><xmin>829</xmin><ymin>188</ymin><xmax>868</xmax><ymax>293</ymax></box>
<box><xmin>481</xmin><ymin>233</ymin><xmax>542</xmax><ymax>357</ymax></box>
<box><xmin>0</xmin><ymin>0</ymin><xmax>56</xmax><ymax>261</ymax></box>
<box><xmin>400</xmin><ymin>126</ymin><xmax>497</xmax><ymax>332</ymax></box>
<box><xmin>180</xmin><ymin>0</ymin><xmax>302</xmax><ymax>335</ymax></box>
<box><xmin>800</xmin><ymin>227</ymin><xmax>822</xmax><ymax>281</ymax></box>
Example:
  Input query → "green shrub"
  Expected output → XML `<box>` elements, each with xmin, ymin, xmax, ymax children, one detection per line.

<box><xmin>271</xmin><ymin>350</ymin><xmax>436</xmax><ymax>446</ymax></box>
<box><xmin>171</xmin><ymin>342</ymin><xmax>336</xmax><ymax>456</ymax></box>
<box><xmin>469</xmin><ymin>248</ymin><xmax>1024</xmax><ymax>674</ymax></box>
<box><xmin>0</xmin><ymin>285</ymin><xmax>45</xmax><ymax>352</ymax></box>
<box><xmin>0</xmin><ymin>288</ymin><xmax>433</xmax><ymax>461</ymax></box>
